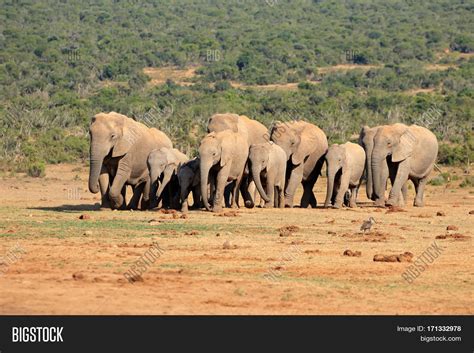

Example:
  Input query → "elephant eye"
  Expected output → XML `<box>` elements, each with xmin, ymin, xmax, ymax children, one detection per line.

<box><xmin>111</xmin><ymin>133</ymin><xmax>117</xmax><ymax>139</ymax></box>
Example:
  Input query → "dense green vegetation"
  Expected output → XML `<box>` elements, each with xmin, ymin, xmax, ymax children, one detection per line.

<box><xmin>0</xmin><ymin>0</ymin><xmax>473</xmax><ymax>173</ymax></box>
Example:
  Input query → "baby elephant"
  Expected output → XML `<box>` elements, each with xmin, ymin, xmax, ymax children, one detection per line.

<box><xmin>148</xmin><ymin>147</ymin><xmax>188</xmax><ymax>209</ymax></box>
<box><xmin>324</xmin><ymin>142</ymin><xmax>365</xmax><ymax>208</ymax></box>
<box><xmin>177</xmin><ymin>158</ymin><xmax>202</xmax><ymax>212</ymax></box>
<box><xmin>249</xmin><ymin>142</ymin><xmax>287</xmax><ymax>208</ymax></box>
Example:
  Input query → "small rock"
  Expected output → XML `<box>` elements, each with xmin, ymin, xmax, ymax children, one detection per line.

<box><xmin>446</xmin><ymin>225</ymin><xmax>458</xmax><ymax>231</ymax></box>
<box><xmin>328</xmin><ymin>231</ymin><xmax>336</xmax><ymax>235</ymax></box>
<box><xmin>216</xmin><ymin>233</ymin><xmax>221</xmax><ymax>237</ymax></box>
<box><xmin>79</xmin><ymin>214</ymin><xmax>90</xmax><ymax>220</ymax></box>
<box><xmin>468</xmin><ymin>210</ymin><xmax>474</xmax><ymax>215</ymax></box>
<box><xmin>343</xmin><ymin>250</ymin><xmax>361</xmax><ymax>257</ymax></box>
<box><xmin>223</xmin><ymin>240</ymin><xmax>231</xmax><ymax>249</ymax></box>
<box><xmin>83</xmin><ymin>230</ymin><xmax>93</xmax><ymax>236</ymax></box>
<box><xmin>148</xmin><ymin>219</ymin><xmax>162</xmax><ymax>226</ymax></box>
<box><xmin>436</xmin><ymin>211</ymin><xmax>445</xmax><ymax>216</ymax></box>
<box><xmin>72</xmin><ymin>272</ymin><xmax>85</xmax><ymax>280</ymax></box>
<box><xmin>180</xmin><ymin>214</ymin><xmax>188</xmax><ymax>219</ymax></box>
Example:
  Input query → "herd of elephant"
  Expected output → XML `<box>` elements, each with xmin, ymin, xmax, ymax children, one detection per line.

<box><xmin>88</xmin><ymin>112</ymin><xmax>439</xmax><ymax>212</ymax></box>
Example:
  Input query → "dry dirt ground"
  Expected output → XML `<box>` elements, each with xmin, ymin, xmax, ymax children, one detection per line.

<box><xmin>0</xmin><ymin>164</ymin><xmax>472</xmax><ymax>314</ymax></box>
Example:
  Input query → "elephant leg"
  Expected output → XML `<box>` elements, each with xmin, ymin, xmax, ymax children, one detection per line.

<box><xmin>264</xmin><ymin>180</ymin><xmax>275</xmax><ymax>208</ymax></box>
<box><xmin>334</xmin><ymin>172</ymin><xmax>350</xmax><ymax>209</ymax></box>
<box><xmin>140</xmin><ymin>177</ymin><xmax>151</xmax><ymax>210</ymax></box>
<box><xmin>128</xmin><ymin>183</ymin><xmax>144</xmax><ymax>210</ymax></box>
<box><xmin>240</xmin><ymin>175</ymin><xmax>254</xmax><ymax>208</ymax></box>
<box><xmin>231</xmin><ymin>177</ymin><xmax>243</xmax><ymax>209</ymax></box>
<box><xmin>389</xmin><ymin>166</ymin><xmax>406</xmax><ymax>207</ymax></box>
<box><xmin>374</xmin><ymin>162</ymin><xmax>390</xmax><ymax>207</ymax></box>
<box><xmin>109</xmin><ymin>169</ymin><xmax>128</xmax><ymax>209</ymax></box>
<box><xmin>284</xmin><ymin>164</ymin><xmax>304</xmax><ymax>208</ymax></box>
<box><xmin>387</xmin><ymin>162</ymin><xmax>409</xmax><ymax>207</ymax></box>
<box><xmin>301</xmin><ymin>156</ymin><xmax>324</xmax><ymax>208</ymax></box>
<box><xmin>191</xmin><ymin>187</ymin><xmax>202</xmax><ymax>209</ymax></box>
<box><xmin>224</xmin><ymin>183</ymin><xmax>233</xmax><ymax>208</ymax></box>
<box><xmin>349</xmin><ymin>185</ymin><xmax>358</xmax><ymax>208</ymax></box>
<box><xmin>414</xmin><ymin>173</ymin><xmax>430</xmax><ymax>207</ymax></box>
<box><xmin>400</xmin><ymin>182</ymin><xmax>408</xmax><ymax>206</ymax></box>
<box><xmin>213</xmin><ymin>166</ymin><xmax>230</xmax><ymax>212</ymax></box>
<box><xmin>99</xmin><ymin>166</ymin><xmax>111</xmax><ymax>209</ymax></box>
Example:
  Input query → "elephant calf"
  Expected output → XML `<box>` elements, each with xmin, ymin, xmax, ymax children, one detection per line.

<box><xmin>147</xmin><ymin>147</ymin><xmax>188</xmax><ymax>209</ymax></box>
<box><xmin>177</xmin><ymin>158</ymin><xmax>202</xmax><ymax>212</ymax></box>
<box><xmin>324</xmin><ymin>142</ymin><xmax>365</xmax><ymax>208</ymax></box>
<box><xmin>249</xmin><ymin>142</ymin><xmax>287</xmax><ymax>208</ymax></box>
<box><xmin>199</xmin><ymin>130</ymin><xmax>249</xmax><ymax>212</ymax></box>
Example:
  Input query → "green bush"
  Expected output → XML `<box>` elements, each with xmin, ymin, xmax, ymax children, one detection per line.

<box><xmin>27</xmin><ymin>161</ymin><xmax>45</xmax><ymax>178</ymax></box>
<box><xmin>460</xmin><ymin>176</ymin><xmax>474</xmax><ymax>188</ymax></box>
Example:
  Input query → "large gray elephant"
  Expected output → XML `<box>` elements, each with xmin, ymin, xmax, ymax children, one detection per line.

<box><xmin>371</xmin><ymin>123</ymin><xmax>438</xmax><ymax>207</ymax></box>
<box><xmin>199</xmin><ymin>130</ymin><xmax>249</xmax><ymax>212</ymax></box>
<box><xmin>207</xmin><ymin>113</ymin><xmax>268</xmax><ymax>208</ymax></box>
<box><xmin>147</xmin><ymin>147</ymin><xmax>188</xmax><ymax>209</ymax></box>
<box><xmin>270</xmin><ymin>120</ymin><xmax>328</xmax><ymax>208</ymax></box>
<box><xmin>177</xmin><ymin>158</ymin><xmax>202</xmax><ymax>212</ymax></box>
<box><xmin>324</xmin><ymin>142</ymin><xmax>365</xmax><ymax>208</ymax></box>
<box><xmin>359</xmin><ymin>125</ymin><xmax>407</xmax><ymax>206</ymax></box>
<box><xmin>249</xmin><ymin>142</ymin><xmax>287</xmax><ymax>208</ymax></box>
<box><xmin>88</xmin><ymin>112</ymin><xmax>172</xmax><ymax>209</ymax></box>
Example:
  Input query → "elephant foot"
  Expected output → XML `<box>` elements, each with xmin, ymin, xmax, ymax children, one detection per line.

<box><xmin>414</xmin><ymin>199</ymin><xmax>424</xmax><ymax>207</ymax></box>
<box><xmin>212</xmin><ymin>205</ymin><xmax>223</xmax><ymax>213</ymax></box>
<box><xmin>333</xmin><ymin>203</ymin><xmax>342</xmax><ymax>209</ymax></box>
<box><xmin>385</xmin><ymin>197</ymin><xmax>400</xmax><ymax>207</ymax></box>
<box><xmin>244</xmin><ymin>200</ymin><xmax>254</xmax><ymax>208</ymax></box>
<box><xmin>374</xmin><ymin>199</ymin><xmax>385</xmax><ymax>207</ymax></box>
<box><xmin>263</xmin><ymin>202</ymin><xmax>273</xmax><ymax>209</ymax></box>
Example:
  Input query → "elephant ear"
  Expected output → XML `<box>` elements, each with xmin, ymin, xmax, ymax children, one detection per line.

<box><xmin>291</xmin><ymin>129</ymin><xmax>316</xmax><ymax>166</ymax></box>
<box><xmin>392</xmin><ymin>129</ymin><xmax>417</xmax><ymax>162</ymax></box>
<box><xmin>112</xmin><ymin>119</ymin><xmax>144</xmax><ymax>157</ymax></box>
<box><xmin>220</xmin><ymin>133</ymin><xmax>234</xmax><ymax>167</ymax></box>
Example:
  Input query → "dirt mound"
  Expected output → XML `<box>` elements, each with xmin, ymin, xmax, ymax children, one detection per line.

<box><xmin>436</xmin><ymin>233</ymin><xmax>470</xmax><ymax>241</ymax></box>
<box><xmin>373</xmin><ymin>252</ymin><xmax>413</xmax><ymax>262</ymax></box>
<box><xmin>79</xmin><ymin>214</ymin><xmax>91</xmax><ymax>220</ymax></box>
<box><xmin>279</xmin><ymin>225</ymin><xmax>300</xmax><ymax>237</ymax></box>
<box><xmin>446</xmin><ymin>225</ymin><xmax>459</xmax><ymax>231</ymax></box>
<box><xmin>386</xmin><ymin>206</ymin><xmax>406</xmax><ymax>213</ymax></box>
<box><xmin>160</xmin><ymin>209</ymin><xmax>177</xmax><ymax>214</ymax></box>
<box><xmin>343</xmin><ymin>250</ymin><xmax>361</xmax><ymax>257</ymax></box>
<box><xmin>436</xmin><ymin>211</ymin><xmax>446</xmax><ymax>216</ymax></box>
<box><xmin>214</xmin><ymin>211</ymin><xmax>239</xmax><ymax>217</ymax></box>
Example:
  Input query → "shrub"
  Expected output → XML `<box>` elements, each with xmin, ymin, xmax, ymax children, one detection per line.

<box><xmin>460</xmin><ymin>176</ymin><xmax>474</xmax><ymax>188</ymax></box>
<box><xmin>27</xmin><ymin>161</ymin><xmax>46</xmax><ymax>178</ymax></box>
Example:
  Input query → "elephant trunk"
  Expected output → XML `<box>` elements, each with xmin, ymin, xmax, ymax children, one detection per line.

<box><xmin>324</xmin><ymin>166</ymin><xmax>337</xmax><ymax>207</ymax></box>
<box><xmin>88</xmin><ymin>143</ymin><xmax>107</xmax><ymax>194</ymax></box>
<box><xmin>251</xmin><ymin>163</ymin><xmax>270</xmax><ymax>203</ymax></box>
<box><xmin>157</xmin><ymin>167</ymin><xmax>173</xmax><ymax>201</ymax></box>
<box><xmin>371</xmin><ymin>153</ymin><xmax>385</xmax><ymax>202</ymax></box>
<box><xmin>200</xmin><ymin>161</ymin><xmax>212</xmax><ymax>211</ymax></box>
<box><xmin>365</xmin><ymin>152</ymin><xmax>374</xmax><ymax>200</ymax></box>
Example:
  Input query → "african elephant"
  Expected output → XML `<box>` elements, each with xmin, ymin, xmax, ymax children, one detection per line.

<box><xmin>88</xmin><ymin>112</ymin><xmax>172</xmax><ymax>210</ymax></box>
<box><xmin>324</xmin><ymin>142</ymin><xmax>365</xmax><ymax>208</ymax></box>
<box><xmin>147</xmin><ymin>147</ymin><xmax>188</xmax><ymax>209</ymax></box>
<box><xmin>371</xmin><ymin>123</ymin><xmax>438</xmax><ymax>207</ymax></box>
<box><xmin>207</xmin><ymin>113</ymin><xmax>268</xmax><ymax>208</ymax></box>
<box><xmin>177</xmin><ymin>158</ymin><xmax>202</xmax><ymax>212</ymax></box>
<box><xmin>270</xmin><ymin>120</ymin><xmax>328</xmax><ymax>208</ymax></box>
<box><xmin>199</xmin><ymin>130</ymin><xmax>249</xmax><ymax>212</ymax></box>
<box><xmin>359</xmin><ymin>125</ymin><xmax>407</xmax><ymax>206</ymax></box>
<box><xmin>249</xmin><ymin>142</ymin><xmax>287</xmax><ymax>208</ymax></box>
